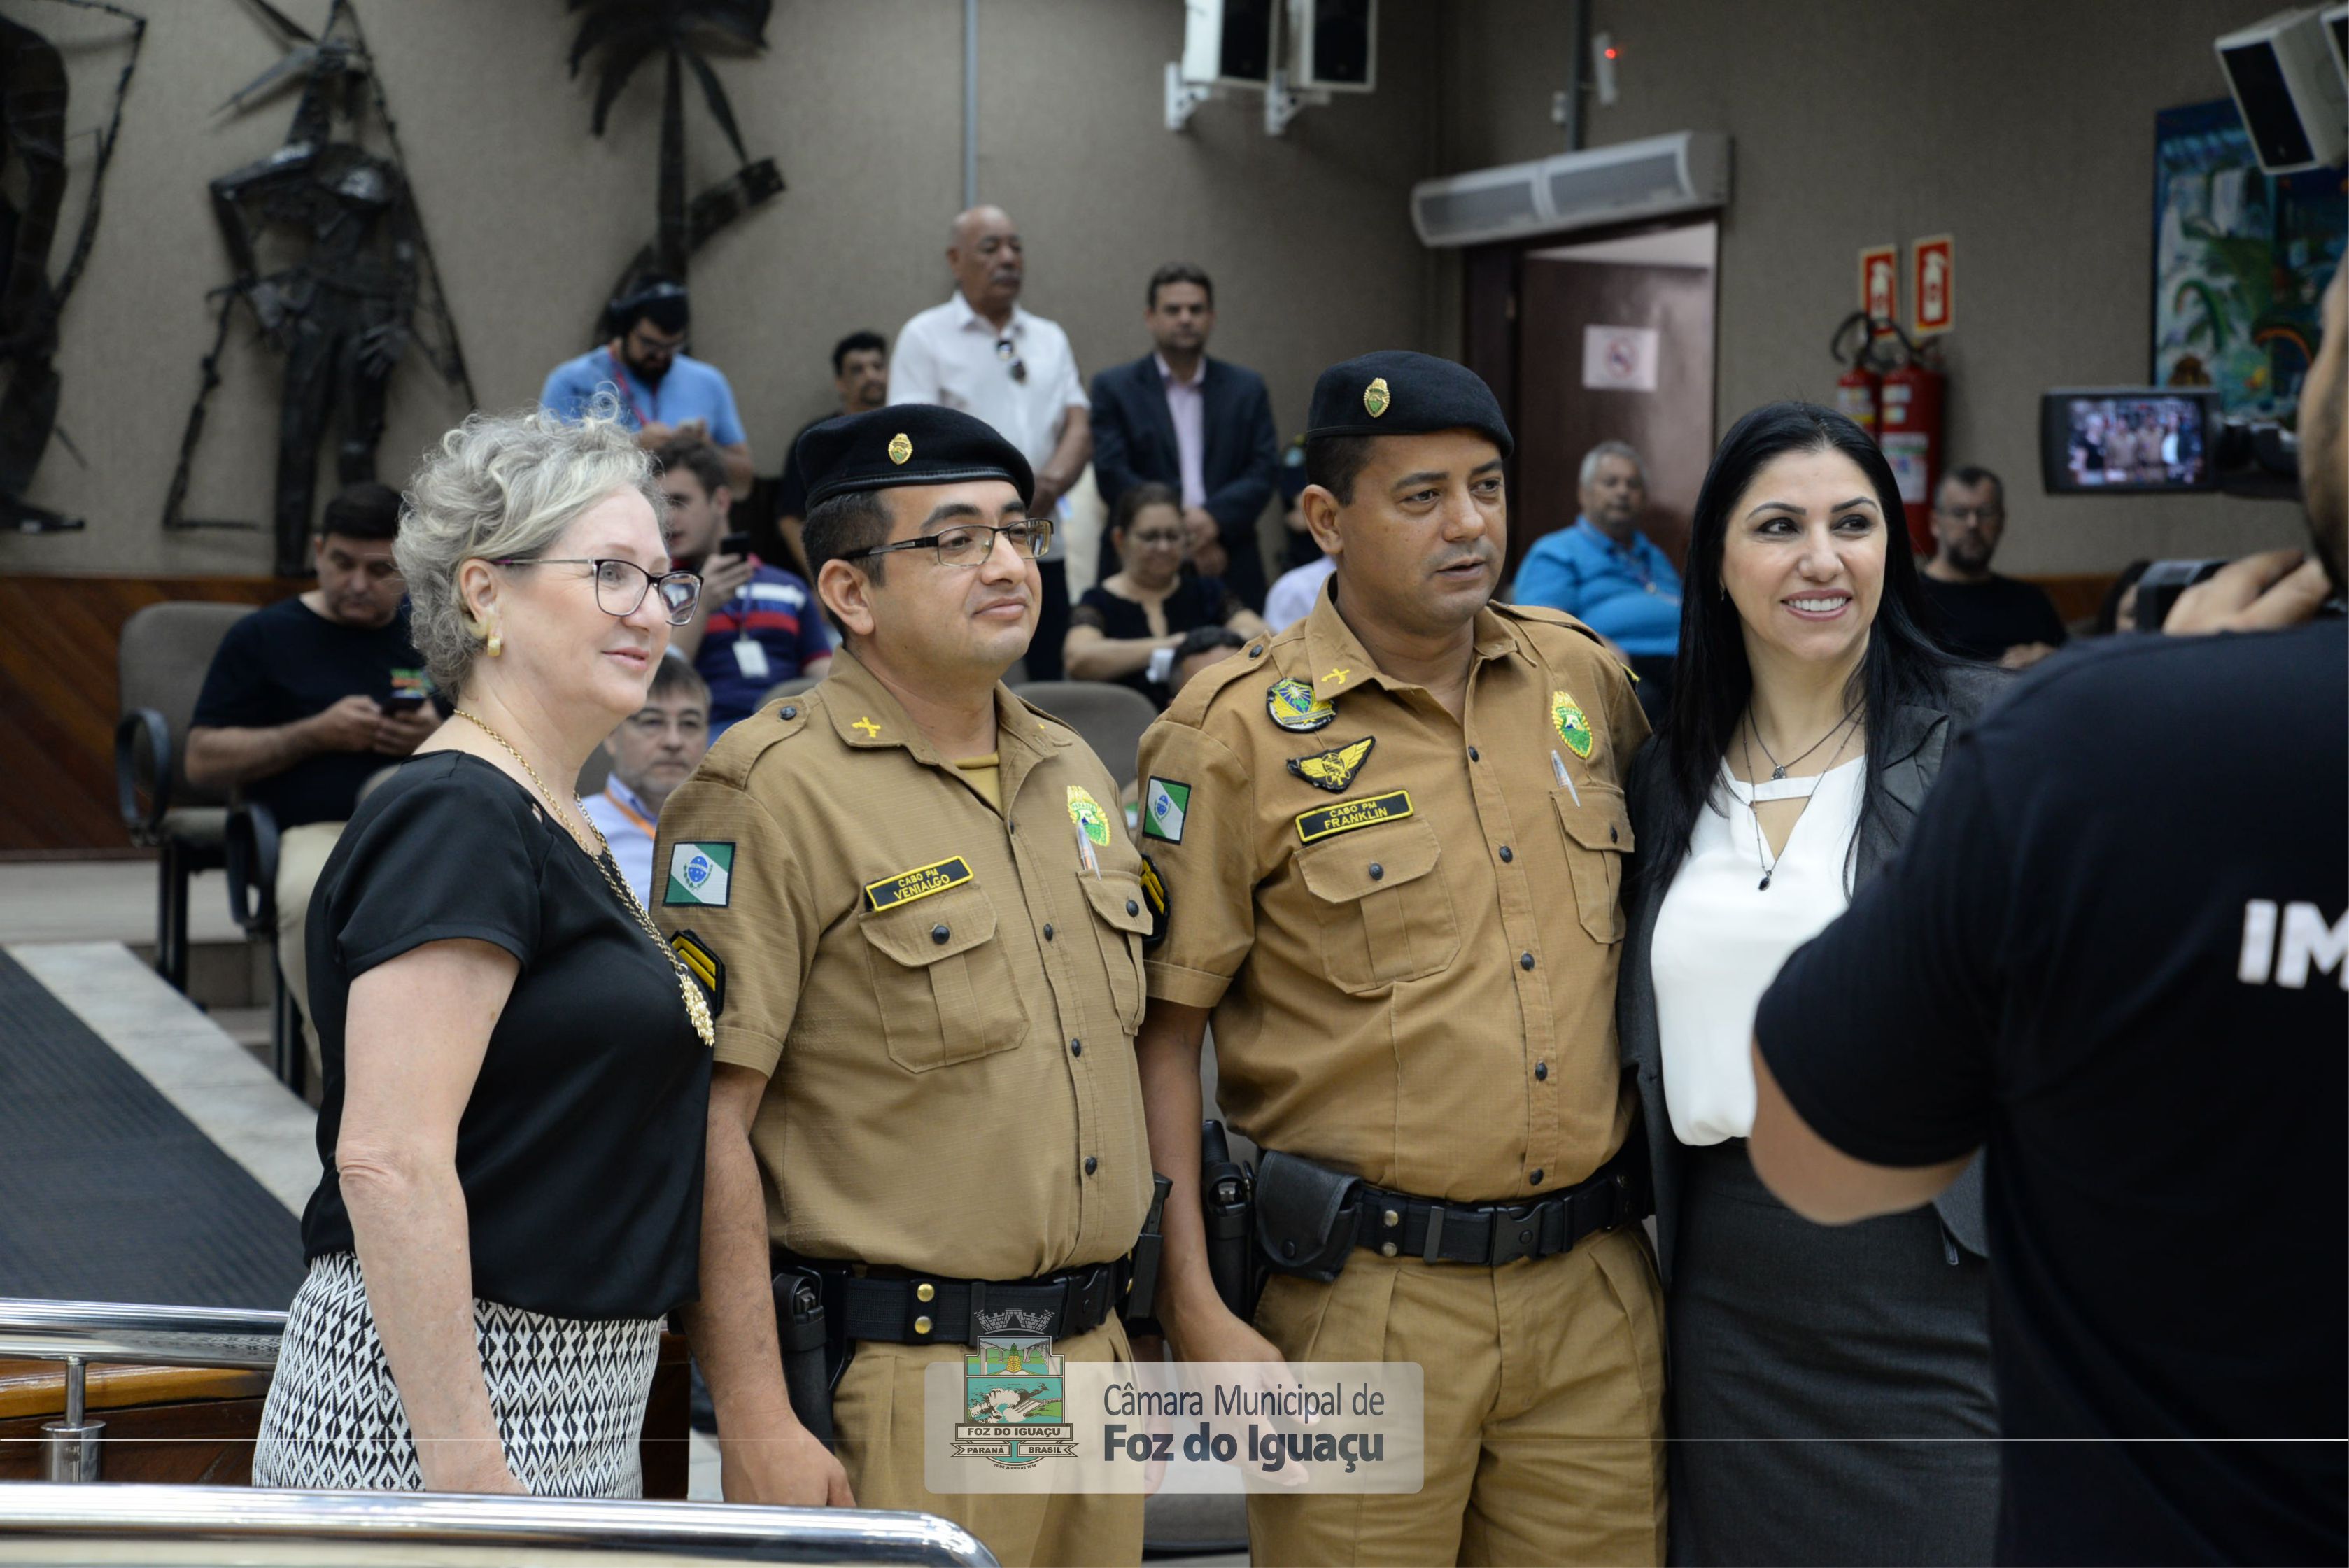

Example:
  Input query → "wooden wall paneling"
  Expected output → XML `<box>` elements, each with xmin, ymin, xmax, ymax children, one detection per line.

<box><xmin>0</xmin><ymin>576</ymin><xmax>297</xmax><ymax>854</ymax></box>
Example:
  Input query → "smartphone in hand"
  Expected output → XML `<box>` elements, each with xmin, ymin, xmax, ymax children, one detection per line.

<box><xmin>717</xmin><ymin>531</ymin><xmax>754</xmax><ymax>558</ymax></box>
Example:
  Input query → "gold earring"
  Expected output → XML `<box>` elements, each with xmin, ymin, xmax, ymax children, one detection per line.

<box><xmin>486</xmin><ymin>625</ymin><xmax>504</xmax><ymax>658</ymax></box>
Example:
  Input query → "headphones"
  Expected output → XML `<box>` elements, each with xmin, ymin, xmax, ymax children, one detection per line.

<box><xmin>607</xmin><ymin>279</ymin><xmax>691</xmax><ymax>338</ymax></box>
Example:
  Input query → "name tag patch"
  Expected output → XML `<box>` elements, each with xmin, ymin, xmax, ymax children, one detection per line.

<box><xmin>1295</xmin><ymin>789</ymin><xmax>1414</xmax><ymax>845</ymax></box>
<box><xmin>864</xmin><ymin>856</ymin><xmax>975</xmax><ymax>912</ymax></box>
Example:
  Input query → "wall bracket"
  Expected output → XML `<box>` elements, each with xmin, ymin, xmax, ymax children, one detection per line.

<box><xmin>1262</xmin><ymin>67</ymin><xmax>1327</xmax><ymax>136</ymax></box>
<box><xmin>1165</xmin><ymin>62</ymin><xmax>1214</xmax><ymax>132</ymax></box>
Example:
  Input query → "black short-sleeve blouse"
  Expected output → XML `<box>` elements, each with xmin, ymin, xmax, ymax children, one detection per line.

<box><xmin>298</xmin><ymin>751</ymin><xmax>710</xmax><ymax>1321</ymax></box>
<box><xmin>1071</xmin><ymin>575</ymin><xmax>1243</xmax><ymax>708</ymax></box>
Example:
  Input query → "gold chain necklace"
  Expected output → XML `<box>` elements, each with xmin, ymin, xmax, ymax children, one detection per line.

<box><xmin>452</xmin><ymin>709</ymin><xmax>715</xmax><ymax>1049</ymax></box>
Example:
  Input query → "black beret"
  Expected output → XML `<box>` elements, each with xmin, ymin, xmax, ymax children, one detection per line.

<box><xmin>1305</xmin><ymin>351</ymin><xmax>1514</xmax><ymax>458</ymax></box>
<box><xmin>796</xmin><ymin>406</ymin><xmax>1036</xmax><ymax>511</ymax></box>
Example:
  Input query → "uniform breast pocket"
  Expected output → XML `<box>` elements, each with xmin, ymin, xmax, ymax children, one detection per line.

<box><xmin>1295</xmin><ymin>817</ymin><xmax>1460</xmax><ymax>996</ymax></box>
<box><xmin>859</xmin><ymin>884</ymin><xmax>1030</xmax><ymax>1071</ymax></box>
<box><xmin>1553</xmin><ymin>782</ymin><xmax>1635</xmax><ymax>943</ymax></box>
<box><xmin>1079</xmin><ymin>871</ymin><xmax>1153</xmax><ymax>1033</ymax></box>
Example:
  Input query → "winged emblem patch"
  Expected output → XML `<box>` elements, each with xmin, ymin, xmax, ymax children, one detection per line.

<box><xmin>1286</xmin><ymin>736</ymin><xmax>1375</xmax><ymax>793</ymax></box>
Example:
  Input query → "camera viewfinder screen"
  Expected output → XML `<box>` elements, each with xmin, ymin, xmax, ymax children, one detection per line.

<box><xmin>2059</xmin><ymin>394</ymin><xmax>2210</xmax><ymax>490</ymax></box>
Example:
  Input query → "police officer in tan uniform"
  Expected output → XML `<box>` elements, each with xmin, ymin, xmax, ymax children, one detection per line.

<box><xmin>1134</xmin><ymin>352</ymin><xmax>1665</xmax><ymax>1565</ymax></box>
<box><xmin>656</xmin><ymin>405</ymin><xmax>1151</xmax><ymax>1566</ymax></box>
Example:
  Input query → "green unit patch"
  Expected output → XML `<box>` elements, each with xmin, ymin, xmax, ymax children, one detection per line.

<box><xmin>1294</xmin><ymin>789</ymin><xmax>1414</xmax><ymax>845</ymax></box>
<box><xmin>1142</xmin><ymin>777</ymin><xmax>1190</xmax><ymax>842</ymax></box>
<box><xmin>1551</xmin><ymin>690</ymin><xmax>1595</xmax><ymax>759</ymax></box>
<box><xmin>664</xmin><ymin>841</ymin><xmax>735</xmax><ymax>906</ymax></box>
<box><xmin>1266</xmin><ymin>677</ymin><xmax>1336</xmax><ymax>733</ymax></box>
<box><xmin>864</xmin><ymin>855</ymin><xmax>975</xmax><ymax>912</ymax></box>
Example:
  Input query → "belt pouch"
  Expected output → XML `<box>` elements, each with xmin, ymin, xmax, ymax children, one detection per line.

<box><xmin>1253</xmin><ymin>1150</ymin><xmax>1362</xmax><ymax>1282</ymax></box>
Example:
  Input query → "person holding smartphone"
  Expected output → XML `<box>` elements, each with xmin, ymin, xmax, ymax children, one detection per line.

<box><xmin>187</xmin><ymin>482</ymin><xmax>442</xmax><ymax>1078</ymax></box>
<box><xmin>656</xmin><ymin>435</ymin><xmax>831</xmax><ymax>737</ymax></box>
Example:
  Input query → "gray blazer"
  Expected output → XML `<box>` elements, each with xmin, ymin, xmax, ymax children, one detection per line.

<box><xmin>1618</xmin><ymin>666</ymin><xmax>2008</xmax><ymax>1283</ymax></box>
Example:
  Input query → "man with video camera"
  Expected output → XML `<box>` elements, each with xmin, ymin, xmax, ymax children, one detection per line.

<box><xmin>1744</xmin><ymin>263</ymin><xmax>2346</xmax><ymax>1566</ymax></box>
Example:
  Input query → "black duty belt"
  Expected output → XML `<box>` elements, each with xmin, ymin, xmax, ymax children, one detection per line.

<box><xmin>1347</xmin><ymin>1138</ymin><xmax>1649</xmax><ymax>1267</ymax></box>
<box><xmin>786</xmin><ymin>1257</ymin><xmax>1124</xmax><ymax>1348</ymax></box>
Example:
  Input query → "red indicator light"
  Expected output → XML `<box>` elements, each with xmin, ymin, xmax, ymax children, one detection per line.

<box><xmin>1604</xmin><ymin>46</ymin><xmax>1618</xmax><ymax>59</ymax></box>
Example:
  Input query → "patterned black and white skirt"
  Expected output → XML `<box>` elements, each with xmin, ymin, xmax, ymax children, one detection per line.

<box><xmin>252</xmin><ymin>1251</ymin><xmax>663</xmax><ymax>1497</ymax></box>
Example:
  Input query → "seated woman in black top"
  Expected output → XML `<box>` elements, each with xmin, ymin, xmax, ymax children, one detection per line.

<box><xmin>252</xmin><ymin>404</ymin><xmax>715</xmax><ymax>1499</ymax></box>
<box><xmin>1064</xmin><ymin>482</ymin><xmax>1267</xmax><ymax>708</ymax></box>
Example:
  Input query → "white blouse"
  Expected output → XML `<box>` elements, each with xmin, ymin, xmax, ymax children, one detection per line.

<box><xmin>1649</xmin><ymin>756</ymin><xmax>1867</xmax><ymax>1146</ymax></box>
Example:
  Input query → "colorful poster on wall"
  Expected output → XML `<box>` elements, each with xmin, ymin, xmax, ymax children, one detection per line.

<box><xmin>2154</xmin><ymin>99</ymin><xmax>2345</xmax><ymax>421</ymax></box>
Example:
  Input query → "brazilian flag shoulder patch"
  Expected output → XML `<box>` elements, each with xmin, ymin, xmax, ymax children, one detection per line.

<box><xmin>665</xmin><ymin>842</ymin><xmax>735</xmax><ymax>906</ymax></box>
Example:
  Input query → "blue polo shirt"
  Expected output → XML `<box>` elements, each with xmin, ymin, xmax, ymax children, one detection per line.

<box><xmin>540</xmin><ymin>347</ymin><xmax>746</xmax><ymax>446</ymax></box>
<box><xmin>1512</xmin><ymin>518</ymin><xmax>1684</xmax><ymax>658</ymax></box>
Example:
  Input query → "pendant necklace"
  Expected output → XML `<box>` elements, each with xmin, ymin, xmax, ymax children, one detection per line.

<box><xmin>453</xmin><ymin>710</ymin><xmax>716</xmax><ymax>1048</ymax></box>
<box><xmin>1740</xmin><ymin>707</ymin><xmax>1861</xmax><ymax>891</ymax></box>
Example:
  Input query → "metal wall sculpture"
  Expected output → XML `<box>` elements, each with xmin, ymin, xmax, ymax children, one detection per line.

<box><xmin>164</xmin><ymin>0</ymin><xmax>472</xmax><ymax>577</ymax></box>
<box><xmin>0</xmin><ymin>0</ymin><xmax>143</xmax><ymax>535</ymax></box>
<box><xmin>567</xmin><ymin>0</ymin><xmax>784</xmax><ymax>303</ymax></box>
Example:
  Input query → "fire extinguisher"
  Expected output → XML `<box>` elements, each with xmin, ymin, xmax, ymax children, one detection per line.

<box><xmin>1830</xmin><ymin>311</ymin><xmax>1883</xmax><ymax>437</ymax></box>
<box><xmin>1877</xmin><ymin>331</ymin><xmax>1945</xmax><ymax>559</ymax></box>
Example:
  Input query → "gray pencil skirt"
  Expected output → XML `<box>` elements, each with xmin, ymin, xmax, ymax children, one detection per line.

<box><xmin>1667</xmin><ymin>1140</ymin><xmax>1999</xmax><ymax>1567</ymax></box>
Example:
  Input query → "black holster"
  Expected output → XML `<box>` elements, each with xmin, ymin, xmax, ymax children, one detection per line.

<box><xmin>1122</xmin><ymin>1173</ymin><xmax>1173</xmax><ymax>1328</ymax></box>
<box><xmin>771</xmin><ymin>1264</ymin><xmax>844</xmax><ymax>1448</ymax></box>
<box><xmin>1201</xmin><ymin>1120</ymin><xmax>1263</xmax><ymax>1320</ymax></box>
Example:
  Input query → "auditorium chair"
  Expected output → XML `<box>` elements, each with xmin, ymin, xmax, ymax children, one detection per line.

<box><xmin>220</xmin><ymin>800</ymin><xmax>297</xmax><ymax>1092</ymax></box>
<box><xmin>1009</xmin><ymin>680</ymin><xmax>1157</xmax><ymax>788</ymax></box>
<box><xmin>115</xmin><ymin>604</ymin><xmax>258</xmax><ymax>996</ymax></box>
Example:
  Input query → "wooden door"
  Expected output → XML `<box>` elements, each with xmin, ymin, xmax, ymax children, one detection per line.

<box><xmin>1509</xmin><ymin>255</ymin><xmax>1716</xmax><ymax>578</ymax></box>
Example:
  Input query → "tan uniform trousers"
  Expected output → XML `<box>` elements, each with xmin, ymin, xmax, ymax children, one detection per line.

<box><xmin>832</xmin><ymin>1315</ymin><xmax>1144</xmax><ymax>1568</ymax></box>
<box><xmin>273</xmin><ymin>820</ymin><xmax>343</xmax><ymax>1082</ymax></box>
<box><xmin>1248</xmin><ymin>1226</ymin><xmax>1667</xmax><ymax>1568</ymax></box>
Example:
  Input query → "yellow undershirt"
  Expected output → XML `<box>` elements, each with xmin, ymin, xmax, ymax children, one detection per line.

<box><xmin>954</xmin><ymin>754</ymin><xmax>1003</xmax><ymax>812</ymax></box>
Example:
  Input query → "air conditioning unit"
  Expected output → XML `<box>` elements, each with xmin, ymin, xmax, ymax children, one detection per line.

<box><xmin>1410</xmin><ymin>132</ymin><xmax>1730</xmax><ymax>249</ymax></box>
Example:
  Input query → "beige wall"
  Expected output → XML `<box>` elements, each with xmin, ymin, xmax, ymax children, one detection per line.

<box><xmin>1436</xmin><ymin>0</ymin><xmax>2312</xmax><ymax>574</ymax></box>
<box><xmin>3</xmin><ymin>0</ymin><xmax>1441</xmax><ymax>577</ymax></box>
<box><xmin>5</xmin><ymin>0</ymin><xmax>2315</xmax><ymax>581</ymax></box>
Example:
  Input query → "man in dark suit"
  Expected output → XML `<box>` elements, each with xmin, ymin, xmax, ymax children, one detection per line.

<box><xmin>1090</xmin><ymin>263</ymin><xmax>1280</xmax><ymax>608</ymax></box>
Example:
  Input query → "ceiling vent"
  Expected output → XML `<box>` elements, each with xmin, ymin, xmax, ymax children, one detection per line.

<box><xmin>1411</xmin><ymin>132</ymin><xmax>1730</xmax><ymax>248</ymax></box>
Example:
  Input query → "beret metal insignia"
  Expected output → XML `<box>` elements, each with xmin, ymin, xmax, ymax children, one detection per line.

<box><xmin>887</xmin><ymin>432</ymin><xmax>913</xmax><ymax>465</ymax></box>
<box><xmin>1288</xmin><ymin>736</ymin><xmax>1374</xmax><ymax>793</ymax></box>
<box><xmin>1267</xmin><ymin>677</ymin><xmax>1336</xmax><ymax>733</ymax></box>
<box><xmin>1551</xmin><ymin>690</ymin><xmax>1594</xmax><ymax>759</ymax></box>
<box><xmin>1362</xmin><ymin>376</ymin><xmax>1391</xmax><ymax>418</ymax></box>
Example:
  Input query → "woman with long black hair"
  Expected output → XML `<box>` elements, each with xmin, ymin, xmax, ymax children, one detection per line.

<box><xmin>1617</xmin><ymin>402</ymin><xmax>2004</xmax><ymax>1563</ymax></box>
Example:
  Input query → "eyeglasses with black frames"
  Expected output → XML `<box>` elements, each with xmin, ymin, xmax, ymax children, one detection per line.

<box><xmin>840</xmin><ymin>518</ymin><xmax>1054</xmax><ymax>568</ymax></box>
<box><xmin>488</xmin><ymin>557</ymin><xmax>703</xmax><ymax>623</ymax></box>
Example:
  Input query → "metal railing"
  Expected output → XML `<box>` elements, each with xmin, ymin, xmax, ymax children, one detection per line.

<box><xmin>0</xmin><ymin>1484</ymin><xmax>1000</xmax><ymax>1566</ymax></box>
<box><xmin>0</xmin><ymin>1301</ymin><xmax>1000</xmax><ymax>1565</ymax></box>
<box><xmin>0</xmin><ymin>1296</ymin><xmax>287</xmax><ymax>1483</ymax></box>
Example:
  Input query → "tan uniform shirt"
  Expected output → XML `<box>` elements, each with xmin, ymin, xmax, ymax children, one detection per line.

<box><xmin>1137</xmin><ymin>583</ymin><xmax>1647</xmax><ymax>1202</ymax></box>
<box><xmin>651</xmin><ymin>650</ymin><xmax>1152</xmax><ymax>1280</ymax></box>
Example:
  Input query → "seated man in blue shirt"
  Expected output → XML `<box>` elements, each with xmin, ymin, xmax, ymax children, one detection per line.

<box><xmin>656</xmin><ymin>435</ymin><xmax>830</xmax><ymax>737</ymax></box>
<box><xmin>541</xmin><ymin>274</ymin><xmax>754</xmax><ymax>492</ymax></box>
<box><xmin>1512</xmin><ymin>439</ymin><xmax>1681</xmax><ymax>722</ymax></box>
<box><xmin>584</xmin><ymin>656</ymin><xmax>712</xmax><ymax>905</ymax></box>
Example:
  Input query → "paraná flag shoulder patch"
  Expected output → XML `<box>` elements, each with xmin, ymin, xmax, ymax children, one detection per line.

<box><xmin>1143</xmin><ymin>777</ymin><xmax>1190</xmax><ymax>842</ymax></box>
<box><xmin>665</xmin><ymin>842</ymin><xmax>735</xmax><ymax>906</ymax></box>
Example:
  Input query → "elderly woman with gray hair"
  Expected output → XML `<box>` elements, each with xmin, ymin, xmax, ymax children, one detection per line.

<box><xmin>252</xmin><ymin>406</ymin><xmax>714</xmax><ymax>1497</ymax></box>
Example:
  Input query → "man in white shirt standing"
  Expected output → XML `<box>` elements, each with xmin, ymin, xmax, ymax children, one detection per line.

<box><xmin>584</xmin><ymin>656</ymin><xmax>712</xmax><ymax>904</ymax></box>
<box><xmin>889</xmin><ymin>204</ymin><xmax>1091</xmax><ymax>678</ymax></box>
